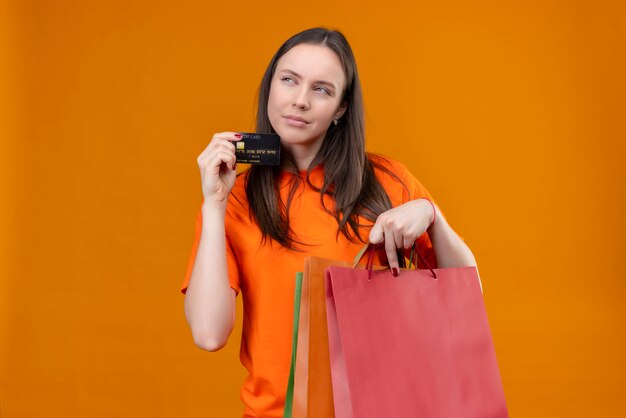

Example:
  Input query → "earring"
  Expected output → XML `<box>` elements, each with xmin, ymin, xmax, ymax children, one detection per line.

<box><xmin>333</xmin><ymin>119</ymin><xmax>338</xmax><ymax>126</ymax></box>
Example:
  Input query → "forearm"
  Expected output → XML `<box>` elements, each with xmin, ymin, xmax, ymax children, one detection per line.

<box><xmin>183</xmin><ymin>204</ymin><xmax>236</xmax><ymax>351</ymax></box>
<box><xmin>428</xmin><ymin>205</ymin><xmax>477</xmax><ymax>268</ymax></box>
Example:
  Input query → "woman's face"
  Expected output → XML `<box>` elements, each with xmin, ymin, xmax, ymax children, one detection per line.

<box><xmin>267</xmin><ymin>43</ymin><xmax>347</xmax><ymax>151</ymax></box>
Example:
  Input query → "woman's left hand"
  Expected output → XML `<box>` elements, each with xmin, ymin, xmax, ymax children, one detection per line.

<box><xmin>368</xmin><ymin>198</ymin><xmax>436</xmax><ymax>276</ymax></box>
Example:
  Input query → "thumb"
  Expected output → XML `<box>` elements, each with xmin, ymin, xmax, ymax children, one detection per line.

<box><xmin>369</xmin><ymin>222</ymin><xmax>384</xmax><ymax>244</ymax></box>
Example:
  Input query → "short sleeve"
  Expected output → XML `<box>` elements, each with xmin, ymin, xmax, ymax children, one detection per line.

<box><xmin>180</xmin><ymin>206</ymin><xmax>241</xmax><ymax>295</ymax></box>
<box><xmin>393</xmin><ymin>161</ymin><xmax>467</xmax><ymax>269</ymax></box>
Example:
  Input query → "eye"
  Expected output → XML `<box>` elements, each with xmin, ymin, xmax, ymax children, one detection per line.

<box><xmin>281</xmin><ymin>77</ymin><xmax>295</xmax><ymax>84</ymax></box>
<box><xmin>315</xmin><ymin>86</ymin><xmax>331</xmax><ymax>95</ymax></box>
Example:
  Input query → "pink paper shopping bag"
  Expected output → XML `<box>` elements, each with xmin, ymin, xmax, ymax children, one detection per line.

<box><xmin>325</xmin><ymin>244</ymin><xmax>509</xmax><ymax>418</ymax></box>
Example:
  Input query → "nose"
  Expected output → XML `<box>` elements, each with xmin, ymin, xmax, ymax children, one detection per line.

<box><xmin>292</xmin><ymin>87</ymin><xmax>309</xmax><ymax>110</ymax></box>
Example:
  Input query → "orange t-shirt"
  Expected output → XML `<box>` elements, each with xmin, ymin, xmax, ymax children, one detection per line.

<box><xmin>181</xmin><ymin>155</ymin><xmax>443</xmax><ymax>418</ymax></box>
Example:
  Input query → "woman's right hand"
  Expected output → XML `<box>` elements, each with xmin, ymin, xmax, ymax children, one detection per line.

<box><xmin>197</xmin><ymin>131</ymin><xmax>242</xmax><ymax>210</ymax></box>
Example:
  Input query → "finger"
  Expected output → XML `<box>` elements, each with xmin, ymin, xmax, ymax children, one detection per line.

<box><xmin>403</xmin><ymin>235</ymin><xmax>414</xmax><ymax>249</ymax></box>
<box><xmin>393</xmin><ymin>227</ymin><xmax>404</xmax><ymax>249</ymax></box>
<box><xmin>369</xmin><ymin>220</ymin><xmax>384</xmax><ymax>244</ymax></box>
<box><xmin>203</xmin><ymin>136</ymin><xmax>237</xmax><ymax>156</ymax></box>
<box><xmin>200</xmin><ymin>140</ymin><xmax>237</xmax><ymax>165</ymax></box>
<box><xmin>206</xmin><ymin>150</ymin><xmax>237</xmax><ymax>172</ymax></box>
<box><xmin>221</xmin><ymin>151</ymin><xmax>237</xmax><ymax>171</ymax></box>
<box><xmin>383</xmin><ymin>228</ymin><xmax>400</xmax><ymax>276</ymax></box>
<box><xmin>199</xmin><ymin>132</ymin><xmax>242</xmax><ymax>160</ymax></box>
<box><xmin>213</xmin><ymin>140</ymin><xmax>237</xmax><ymax>156</ymax></box>
<box><xmin>212</xmin><ymin>131</ymin><xmax>243</xmax><ymax>143</ymax></box>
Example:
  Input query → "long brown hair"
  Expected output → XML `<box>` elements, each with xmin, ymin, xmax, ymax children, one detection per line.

<box><xmin>246</xmin><ymin>27</ymin><xmax>407</xmax><ymax>253</ymax></box>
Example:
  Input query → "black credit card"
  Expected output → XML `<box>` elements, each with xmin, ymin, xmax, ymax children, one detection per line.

<box><xmin>235</xmin><ymin>133</ymin><xmax>281</xmax><ymax>165</ymax></box>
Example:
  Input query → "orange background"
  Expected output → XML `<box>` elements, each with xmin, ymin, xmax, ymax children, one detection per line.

<box><xmin>1</xmin><ymin>1</ymin><xmax>625</xmax><ymax>417</ymax></box>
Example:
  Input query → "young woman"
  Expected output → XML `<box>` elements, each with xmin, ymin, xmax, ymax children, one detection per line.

<box><xmin>181</xmin><ymin>27</ymin><xmax>478</xmax><ymax>418</ymax></box>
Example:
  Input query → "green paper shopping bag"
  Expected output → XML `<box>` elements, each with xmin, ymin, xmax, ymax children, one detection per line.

<box><xmin>283</xmin><ymin>272</ymin><xmax>303</xmax><ymax>418</ymax></box>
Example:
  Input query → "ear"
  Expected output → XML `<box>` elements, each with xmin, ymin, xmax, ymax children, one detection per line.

<box><xmin>335</xmin><ymin>101</ymin><xmax>348</xmax><ymax>120</ymax></box>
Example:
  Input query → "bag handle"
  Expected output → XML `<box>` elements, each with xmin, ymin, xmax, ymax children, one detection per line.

<box><xmin>352</xmin><ymin>242</ymin><xmax>438</xmax><ymax>280</ymax></box>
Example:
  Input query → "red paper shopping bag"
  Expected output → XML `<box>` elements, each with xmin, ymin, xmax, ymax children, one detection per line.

<box><xmin>325</xmin><ymin>245</ymin><xmax>509</xmax><ymax>418</ymax></box>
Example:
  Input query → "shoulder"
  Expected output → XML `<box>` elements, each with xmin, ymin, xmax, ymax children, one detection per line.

<box><xmin>368</xmin><ymin>153</ymin><xmax>412</xmax><ymax>184</ymax></box>
<box><xmin>367</xmin><ymin>153</ymin><xmax>431</xmax><ymax>203</ymax></box>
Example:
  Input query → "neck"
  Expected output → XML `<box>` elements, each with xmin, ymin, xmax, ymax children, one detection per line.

<box><xmin>282</xmin><ymin>139</ymin><xmax>324</xmax><ymax>171</ymax></box>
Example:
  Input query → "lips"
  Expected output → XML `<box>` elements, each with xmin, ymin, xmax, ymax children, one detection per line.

<box><xmin>283</xmin><ymin>115</ymin><xmax>310</xmax><ymax>124</ymax></box>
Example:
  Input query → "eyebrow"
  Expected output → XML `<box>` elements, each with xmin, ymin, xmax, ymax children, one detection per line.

<box><xmin>278</xmin><ymin>69</ymin><xmax>337</xmax><ymax>91</ymax></box>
